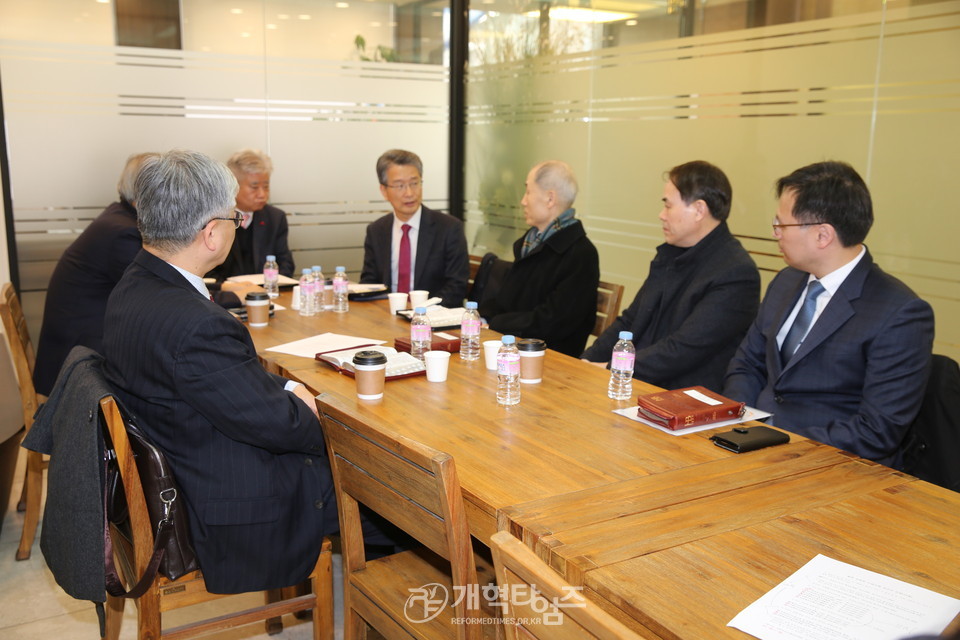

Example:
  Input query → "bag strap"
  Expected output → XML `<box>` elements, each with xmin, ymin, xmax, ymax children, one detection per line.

<box><xmin>102</xmin><ymin>451</ymin><xmax>173</xmax><ymax>599</ymax></box>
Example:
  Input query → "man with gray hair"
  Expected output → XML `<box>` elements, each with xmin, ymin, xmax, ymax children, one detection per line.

<box><xmin>479</xmin><ymin>160</ymin><xmax>600</xmax><ymax>356</ymax></box>
<box><xmin>207</xmin><ymin>148</ymin><xmax>295</xmax><ymax>280</ymax></box>
<box><xmin>101</xmin><ymin>149</ymin><xmax>336</xmax><ymax>593</ymax></box>
<box><xmin>33</xmin><ymin>152</ymin><xmax>156</xmax><ymax>397</ymax></box>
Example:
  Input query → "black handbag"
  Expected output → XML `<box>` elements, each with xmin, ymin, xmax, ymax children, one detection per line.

<box><xmin>103</xmin><ymin>415</ymin><xmax>200</xmax><ymax>597</ymax></box>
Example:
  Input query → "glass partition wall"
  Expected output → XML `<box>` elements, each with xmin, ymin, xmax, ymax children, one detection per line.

<box><xmin>0</xmin><ymin>0</ymin><xmax>450</xmax><ymax>337</ymax></box>
<box><xmin>464</xmin><ymin>0</ymin><xmax>960</xmax><ymax>360</ymax></box>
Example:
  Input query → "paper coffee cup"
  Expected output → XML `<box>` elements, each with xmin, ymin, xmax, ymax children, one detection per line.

<box><xmin>245</xmin><ymin>292</ymin><xmax>270</xmax><ymax>327</ymax></box>
<box><xmin>517</xmin><ymin>339</ymin><xmax>546</xmax><ymax>383</ymax></box>
<box><xmin>482</xmin><ymin>340</ymin><xmax>502</xmax><ymax>371</ymax></box>
<box><xmin>353</xmin><ymin>351</ymin><xmax>388</xmax><ymax>400</ymax></box>
<box><xmin>424</xmin><ymin>350</ymin><xmax>451</xmax><ymax>382</ymax></box>
<box><xmin>388</xmin><ymin>292</ymin><xmax>408</xmax><ymax>315</ymax></box>
<box><xmin>409</xmin><ymin>290</ymin><xmax>429</xmax><ymax>308</ymax></box>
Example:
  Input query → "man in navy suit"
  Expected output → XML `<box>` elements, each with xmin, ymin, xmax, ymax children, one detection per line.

<box><xmin>206</xmin><ymin>149</ymin><xmax>295</xmax><ymax>280</ymax></box>
<box><xmin>723</xmin><ymin>161</ymin><xmax>934</xmax><ymax>466</ymax></box>
<box><xmin>359</xmin><ymin>149</ymin><xmax>469</xmax><ymax>307</ymax></box>
<box><xmin>102</xmin><ymin>150</ymin><xmax>334</xmax><ymax>593</ymax></box>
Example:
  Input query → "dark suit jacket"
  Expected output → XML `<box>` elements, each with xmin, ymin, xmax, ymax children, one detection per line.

<box><xmin>33</xmin><ymin>200</ymin><xmax>141</xmax><ymax>396</ymax></box>
<box><xmin>360</xmin><ymin>206</ymin><xmax>469</xmax><ymax>308</ymax></box>
<box><xmin>582</xmin><ymin>222</ymin><xmax>759</xmax><ymax>391</ymax></box>
<box><xmin>208</xmin><ymin>204</ymin><xmax>295</xmax><ymax>279</ymax></box>
<box><xmin>723</xmin><ymin>249</ymin><xmax>934</xmax><ymax>466</ymax></box>
<box><xmin>480</xmin><ymin>221</ymin><xmax>600</xmax><ymax>357</ymax></box>
<box><xmin>103</xmin><ymin>250</ymin><xmax>335</xmax><ymax>593</ymax></box>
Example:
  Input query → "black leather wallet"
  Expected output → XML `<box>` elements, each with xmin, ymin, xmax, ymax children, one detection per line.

<box><xmin>710</xmin><ymin>426</ymin><xmax>789</xmax><ymax>453</ymax></box>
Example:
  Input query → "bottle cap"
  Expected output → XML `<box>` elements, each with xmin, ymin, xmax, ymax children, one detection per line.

<box><xmin>465</xmin><ymin>301</ymin><xmax>478</xmax><ymax>310</ymax></box>
<box><xmin>619</xmin><ymin>331</ymin><xmax>634</xmax><ymax>340</ymax></box>
<box><xmin>336</xmin><ymin>266</ymin><xmax>346</xmax><ymax>272</ymax></box>
<box><xmin>266</xmin><ymin>254</ymin><xmax>276</xmax><ymax>261</ymax></box>
<box><xmin>414</xmin><ymin>307</ymin><xmax>426</xmax><ymax>314</ymax></box>
<box><xmin>301</xmin><ymin>268</ymin><xmax>311</xmax><ymax>275</ymax></box>
<box><xmin>312</xmin><ymin>265</ymin><xmax>321</xmax><ymax>271</ymax></box>
<box><xmin>501</xmin><ymin>335</ymin><xmax>516</xmax><ymax>345</ymax></box>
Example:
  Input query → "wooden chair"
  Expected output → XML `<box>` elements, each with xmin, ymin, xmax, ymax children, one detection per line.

<box><xmin>490</xmin><ymin>531</ymin><xmax>642</xmax><ymax>640</ymax></box>
<box><xmin>593</xmin><ymin>281</ymin><xmax>624</xmax><ymax>338</ymax></box>
<box><xmin>99</xmin><ymin>396</ymin><xmax>334</xmax><ymax>640</ymax></box>
<box><xmin>0</xmin><ymin>282</ymin><xmax>44</xmax><ymax>561</ymax></box>
<box><xmin>316</xmin><ymin>395</ymin><xmax>499</xmax><ymax>640</ymax></box>
<box><xmin>468</xmin><ymin>253</ymin><xmax>484</xmax><ymax>289</ymax></box>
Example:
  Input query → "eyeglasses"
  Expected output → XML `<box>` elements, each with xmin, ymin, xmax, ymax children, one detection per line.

<box><xmin>383</xmin><ymin>180</ymin><xmax>422</xmax><ymax>192</ymax></box>
<box><xmin>209</xmin><ymin>211</ymin><xmax>244</xmax><ymax>229</ymax></box>
<box><xmin>772</xmin><ymin>219</ymin><xmax>821</xmax><ymax>234</ymax></box>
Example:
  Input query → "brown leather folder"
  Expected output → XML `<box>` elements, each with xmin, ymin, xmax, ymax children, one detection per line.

<box><xmin>394</xmin><ymin>333</ymin><xmax>461</xmax><ymax>354</ymax></box>
<box><xmin>636</xmin><ymin>386</ymin><xmax>746</xmax><ymax>430</ymax></box>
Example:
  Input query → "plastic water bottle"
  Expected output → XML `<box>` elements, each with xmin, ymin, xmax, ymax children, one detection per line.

<box><xmin>607</xmin><ymin>331</ymin><xmax>635</xmax><ymax>400</ymax></box>
<box><xmin>460</xmin><ymin>301</ymin><xmax>481</xmax><ymax>361</ymax></box>
<box><xmin>410</xmin><ymin>306</ymin><xmax>432</xmax><ymax>361</ymax></box>
<box><xmin>496</xmin><ymin>335</ymin><xmax>521</xmax><ymax>406</ymax></box>
<box><xmin>332</xmin><ymin>266</ymin><xmax>349</xmax><ymax>313</ymax></box>
<box><xmin>263</xmin><ymin>254</ymin><xmax>279</xmax><ymax>299</ymax></box>
<box><xmin>311</xmin><ymin>266</ymin><xmax>325</xmax><ymax>313</ymax></box>
<box><xmin>298</xmin><ymin>268</ymin><xmax>315</xmax><ymax>317</ymax></box>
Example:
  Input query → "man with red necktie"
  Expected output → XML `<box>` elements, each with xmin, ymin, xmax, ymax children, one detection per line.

<box><xmin>360</xmin><ymin>149</ymin><xmax>469</xmax><ymax>308</ymax></box>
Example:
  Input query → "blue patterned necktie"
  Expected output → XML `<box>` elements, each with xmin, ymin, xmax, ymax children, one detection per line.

<box><xmin>780</xmin><ymin>280</ymin><xmax>825</xmax><ymax>363</ymax></box>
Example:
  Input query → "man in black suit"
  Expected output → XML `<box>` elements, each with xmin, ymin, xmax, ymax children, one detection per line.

<box><xmin>206</xmin><ymin>149</ymin><xmax>295</xmax><ymax>280</ymax></box>
<box><xmin>32</xmin><ymin>153</ymin><xmax>154</xmax><ymax>397</ymax></box>
<box><xmin>360</xmin><ymin>149</ymin><xmax>469</xmax><ymax>307</ymax></box>
<box><xmin>723</xmin><ymin>161</ymin><xmax>934</xmax><ymax>465</ymax></box>
<box><xmin>479</xmin><ymin>161</ymin><xmax>600</xmax><ymax>357</ymax></box>
<box><xmin>101</xmin><ymin>150</ymin><xmax>334</xmax><ymax>593</ymax></box>
<box><xmin>581</xmin><ymin>161</ymin><xmax>760</xmax><ymax>391</ymax></box>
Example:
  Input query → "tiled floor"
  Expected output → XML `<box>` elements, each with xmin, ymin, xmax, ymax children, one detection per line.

<box><xmin>0</xmin><ymin>449</ymin><xmax>345</xmax><ymax>639</ymax></box>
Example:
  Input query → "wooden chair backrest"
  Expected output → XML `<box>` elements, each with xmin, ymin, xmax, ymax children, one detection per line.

<box><xmin>593</xmin><ymin>281</ymin><xmax>624</xmax><ymax>338</ymax></box>
<box><xmin>490</xmin><ymin>531</ymin><xmax>642</xmax><ymax>640</ymax></box>
<box><xmin>100</xmin><ymin>396</ymin><xmax>157</xmax><ymax>581</ymax></box>
<box><xmin>318</xmin><ymin>397</ymin><xmax>479</xmax><ymax>613</ymax></box>
<box><xmin>1</xmin><ymin>282</ymin><xmax>39</xmax><ymax>430</ymax></box>
<box><xmin>468</xmin><ymin>253</ymin><xmax>484</xmax><ymax>288</ymax></box>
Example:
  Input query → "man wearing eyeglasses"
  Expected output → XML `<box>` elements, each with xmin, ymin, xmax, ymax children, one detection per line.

<box><xmin>723</xmin><ymin>161</ymin><xmax>934</xmax><ymax>466</ymax></box>
<box><xmin>206</xmin><ymin>149</ymin><xmax>295</xmax><ymax>281</ymax></box>
<box><xmin>359</xmin><ymin>149</ymin><xmax>469</xmax><ymax>308</ymax></box>
<box><xmin>101</xmin><ymin>150</ymin><xmax>340</xmax><ymax>593</ymax></box>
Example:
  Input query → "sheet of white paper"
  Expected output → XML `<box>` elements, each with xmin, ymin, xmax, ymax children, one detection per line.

<box><xmin>612</xmin><ymin>405</ymin><xmax>771</xmax><ymax>436</ymax></box>
<box><xmin>265</xmin><ymin>332</ymin><xmax>386</xmax><ymax>358</ymax></box>
<box><xmin>348</xmin><ymin>283</ymin><xmax>387</xmax><ymax>294</ymax></box>
<box><xmin>729</xmin><ymin>554</ymin><xmax>960</xmax><ymax>640</ymax></box>
<box><xmin>227</xmin><ymin>273</ymin><xmax>300</xmax><ymax>286</ymax></box>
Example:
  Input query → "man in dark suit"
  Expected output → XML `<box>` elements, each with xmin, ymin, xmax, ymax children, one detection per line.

<box><xmin>206</xmin><ymin>149</ymin><xmax>295</xmax><ymax>280</ymax></box>
<box><xmin>582</xmin><ymin>161</ymin><xmax>759</xmax><ymax>391</ymax></box>
<box><xmin>101</xmin><ymin>150</ymin><xmax>333</xmax><ymax>593</ymax></box>
<box><xmin>32</xmin><ymin>153</ymin><xmax>154</xmax><ymax>397</ymax></box>
<box><xmin>723</xmin><ymin>161</ymin><xmax>934</xmax><ymax>466</ymax></box>
<box><xmin>360</xmin><ymin>149</ymin><xmax>469</xmax><ymax>307</ymax></box>
<box><xmin>479</xmin><ymin>161</ymin><xmax>600</xmax><ymax>357</ymax></box>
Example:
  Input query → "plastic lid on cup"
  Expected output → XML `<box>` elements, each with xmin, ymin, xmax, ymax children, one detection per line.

<box><xmin>352</xmin><ymin>350</ymin><xmax>388</xmax><ymax>366</ymax></box>
<box><xmin>245</xmin><ymin>291</ymin><xmax>269</xmax><ymax>301</ymax></box>
<box><xmin>465</xmin><ymin>301</ymin><xmax>478</xmax><ymax>310</ymax></box>
<box><xmin>619</xmin><ymin>331</ymin><xmax>634</xmax><ymax>340</ymax></box>
<box><xmin>501</xmin><ymin>335</ymin><xmax>516</xmax><ymax>345</ymax></box>
<box><xmin>517</xmin><ymin>338</ymin><xmax>546</xmax><ymax>351</ymax></box>
<box><xmin>266</xmin><ymin>254</ymin><xmax>276</xmax><ymax>261</ymax></box>
<box><xmin>414</xmin><ymin>307</ymin><xmax>427</xmax><ymax>314</ymax></box>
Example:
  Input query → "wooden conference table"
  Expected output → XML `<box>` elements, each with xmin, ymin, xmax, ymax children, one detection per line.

<box><xmin>249</xmin><ymin>293</ymin><xmax>960</xmax><ymax>638</ymax></box>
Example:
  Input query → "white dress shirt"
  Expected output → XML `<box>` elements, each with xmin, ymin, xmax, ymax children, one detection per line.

<box><xmin>390</xmin><ymin>207</ymin><xmax>422</xmax><ymax>293</ymax></box>
<box><xmin>776</xmin><ymin>245</ymin><xmax>866</xmax><ymax>350</ymax></box>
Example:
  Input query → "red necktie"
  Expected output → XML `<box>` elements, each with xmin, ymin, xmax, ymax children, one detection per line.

<box><xmin>398</xmin><ymin>223</ymin><xmax>411</xmax><ymax>294</ymax></box>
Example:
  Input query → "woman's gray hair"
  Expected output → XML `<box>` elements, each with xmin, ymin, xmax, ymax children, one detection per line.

<box><xmin>136</xmin><ymin>150</ymin><xmax>239</xmax><ymax>253</ymax></box>
<box><xmin>533</xmin><ymin>161</ymin><xmax>578</xmax><ymax>210</ymax></box>
<box><xmin>226</xmin><ymin>149</ymin><xmax>273</xmax><ymax>176</ymax></box>
<box><xmin>117</xmin><ymin>152</ymin><xmax>158</xmax><ymax>204</ymax></box>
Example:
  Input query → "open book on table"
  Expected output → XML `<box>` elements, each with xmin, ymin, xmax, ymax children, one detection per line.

<box><xmin>315</xmin><ymin>346</ymin><xmax>425</xmax><ymax>379</ymax></box>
